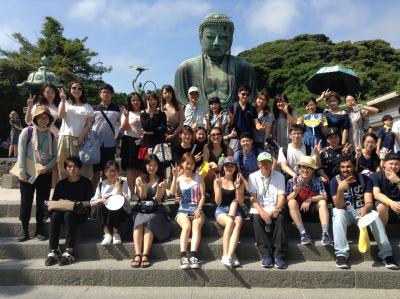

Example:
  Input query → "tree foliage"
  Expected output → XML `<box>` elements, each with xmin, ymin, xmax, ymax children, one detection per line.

<box><xmin>0</xmin><ymin>17</ymin><xmax>113</xmax><ymax>139</ymax></box>
<box><xmin>239</xmin><ymin>34</ymin><xmax>400</xmax><ymax>110</ymax></box>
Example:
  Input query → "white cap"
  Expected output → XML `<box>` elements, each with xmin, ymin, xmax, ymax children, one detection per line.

<box><xmin>188</xmin><ymin>86</ymin><xmax>199</xmax><ymax>94</ymax></box>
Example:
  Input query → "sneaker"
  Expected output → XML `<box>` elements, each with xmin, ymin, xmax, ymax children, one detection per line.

<box><xmin>189</xmin><ymin>256</ymin><xmax>201</xmax><ymax>269</ymax></box>
<box><xmin>335</xmin><ymin>256</ymin><xmax>350</xmax><ymax>269</ymax></box>
<box><xmin>384</xmin><ymin>256</ymin><xmax>399</xmax><ymax>270</ymax></box>
<box><xmin>321</xmin><ymin>232</ymin><xmax>332</xmax><ymax>246</ymax></box>
<box><xmin>232</xmin><ymin>256</ymin><xmax>241</xmax><ymax>267</ymax></box>
<box><xmin>221</xmin><ymin>256</ymin><xmax>233</xmax><ymax>268</ymax></box>
<box><xmin>274</xmin><ymin>256</ymin><xmax>288</xmax><ymax>269</ymax></box>
<box><xmin>112</xmin><ymin>234</ymin><xmax>122</xmax><ymax>245</ymax></box>
<box><xmin>101</xmin><ymin>234</ymin><xmax>112</xmax><ymax>245</ymax></box>
<box><xmin>261</xmin><ymin>256</ymin><xmax>274</xmax><ymax>268</ymax></box>
<box><xmin>45</xmin><ymin>250</ymin><xmax>61</xmax><ymax>266</ymax></box>
<box><xmin>180</xmin><ymin>256</ymin><xmax>190</xmax><ymax>269</ymax></box>
<box><xmin>17</xmin><ymin>235</ymin><xmax>30</xmax><ymax>242</ymax></box>
<box><xmin>300</xmin><ymin>232</ymin><xmax>312</xmax><ymax>245</ymax></box>
<box><xmin>59</xmin><ymin>251</ymin><xmax>75</xmax><ymax>266</ymax></box>
<box><xmin>34</xmin><ymin>234</ymin><xmax>47</xmax><ymax>241</ymax></box>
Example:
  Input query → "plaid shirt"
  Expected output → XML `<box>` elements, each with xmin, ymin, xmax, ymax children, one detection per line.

<box><xmin>286</xmin><ymin>175</ymin><xmax>326</xmax><ymax>195</ymax></box>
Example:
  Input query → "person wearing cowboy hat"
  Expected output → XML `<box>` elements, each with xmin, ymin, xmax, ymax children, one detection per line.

<box><xmin>17</xmin><ymin>105</ymin><xmax>57</xmax><ymax>242</ymax></box>
<box><xmin>286</xmin><ymin>156</ymin><xmax>332</xmax><ymax>246</ymax></box>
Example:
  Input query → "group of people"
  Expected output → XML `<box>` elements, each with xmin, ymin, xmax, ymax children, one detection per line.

<box><xmin>15</xmin><ymin>81</ymin><xmax>400</xmax><ymax>271</ymax></box>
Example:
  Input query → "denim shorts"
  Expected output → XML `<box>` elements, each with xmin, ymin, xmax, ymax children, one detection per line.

<box><xmin>176</xmin><ymin>204</ymin><xmax>205</xmax><ymax>220</ymax></box>
<box><xmin>215</xmin><ymin>205</ymin><xmax>243</xmax><ymax>219</ymax></box>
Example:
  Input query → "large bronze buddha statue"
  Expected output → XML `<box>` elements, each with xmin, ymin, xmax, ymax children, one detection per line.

<box><xmin>174</xmin><ymin>12</ymin><xmax>256</xmax><ymax>110</ymax></box>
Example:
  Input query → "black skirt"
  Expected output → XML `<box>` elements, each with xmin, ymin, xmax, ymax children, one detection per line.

<box><xmin>120</xmin><ymin>135</ymin><xmax>143</xmax><ymax>171</ymax></box>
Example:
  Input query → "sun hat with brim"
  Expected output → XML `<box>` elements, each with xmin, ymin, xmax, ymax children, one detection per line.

<box><xmin>296</xmin><ymin>156</ymin><xmax>318</xmax><ymax>169</ymax></box>
<box><xmin>32</xmin><ymin>105</ymin><xmax>54</xmax><ymax>127</ymax></box>
<box><xmin>257</xmin><ymin>152</ymin><xmax>273</xmax><ymax>162</ymax></box>
<box><xmin>384</xmin><ymin>152</ymin><xmax>400</xmax><ymax>162</ymax></box>
<box><xmin>188</xmin><ymin>86</ymin><xmax>199</xmax><ymax>94</ymax></box>
<box><xmin>223</xmin><ymin>156</ymin><xmax>237</xmax><ymax>166</ymax></box>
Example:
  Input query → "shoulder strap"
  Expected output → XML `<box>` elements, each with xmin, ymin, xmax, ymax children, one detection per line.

<box><xmin>305</xmin><ymin>145</ymin><xmax>311</xmax><ymax>156</ymax></box>
<box><xmin>100</xmin><ymin>109</ymin><xmax>115</xmax><ymax>135</ymax></box>
<box><xmin>238</xmin><ymin>151</ymin><xmax>244</xmax><ymax>172</ymax></box>
<box><xmin>358</xmin><ymin>173</ymin><xmax>365</xmax><ymax>190</ymax></box>
<box><xmin>282</xmin><ymin>146</ymin><xmax>287</xmax><ymax>159</ymax></box>
<box><xmin>27</xmin><ymin>127</ymin><xmax>33</xmax><ymax>144</ymax></box>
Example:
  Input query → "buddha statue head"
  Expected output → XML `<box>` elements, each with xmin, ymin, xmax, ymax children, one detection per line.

<box><xmin>199</xmin><ymin>13</ymin><xmax>234</xmax><ymax>62</ymax></box>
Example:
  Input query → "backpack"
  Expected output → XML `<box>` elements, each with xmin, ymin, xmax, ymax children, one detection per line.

<box><xmin>282</xmin><ymin>144</ymin><xmax>311</xmax><ymax>159</ymax></box>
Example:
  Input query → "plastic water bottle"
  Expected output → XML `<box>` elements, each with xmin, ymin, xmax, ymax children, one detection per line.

<box><xmin>217</xmin><ymin>154</ymin><xmax>225</xmax><ymax>172</ymax></box>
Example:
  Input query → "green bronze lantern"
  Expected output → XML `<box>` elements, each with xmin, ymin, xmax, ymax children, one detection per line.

<box><xmin>17</xmin><ymin>56</ymin><xmax>62</xmax><ymax>89</ymax></box>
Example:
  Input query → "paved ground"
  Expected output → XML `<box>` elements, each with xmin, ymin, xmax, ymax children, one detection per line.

<box><xmin>1</xmin><ymin>286</ymin><xmax>400</xmax><ymax>299</ymax></box>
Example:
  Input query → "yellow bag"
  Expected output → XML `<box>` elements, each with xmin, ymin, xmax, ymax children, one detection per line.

<box><xmin>358</xmin><ymin>227</ymin><xmax>370</xmax><ymax>253</ymax></box>
<box><xmin>198</xmin><ymin>162</ymin><xmax>209</xmax><ymax>177</ymax></box>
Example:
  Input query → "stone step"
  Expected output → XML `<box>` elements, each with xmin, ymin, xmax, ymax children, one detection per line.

<box><xmin>0</xmin><ymin>259</ymin><xmax>399</xmax><ymax>288</ymax></box>
<box><xmin>0</xmin><ymin>217</ymin><xmax>366</xmax><ymax>240</ymax></box>
<box><xmin>0</xmin><ymin>236</ymin><xmax>395</xmax><ymax>262</ymax></box>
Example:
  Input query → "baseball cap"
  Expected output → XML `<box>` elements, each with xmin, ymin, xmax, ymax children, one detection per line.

<box><xmin>384</xmin><ymin>152</ymin><xmax>400</xmax><ymax>162</ymax></box>
<box><xmin>257</xmin><ymin>152</ymin><xmax>273</xmax><ymax>162</ymax></box>
<box><xmin>188</xmin><ymin>86</ymin><xmax>199</xmax><ymax>94</ymax></box>
<box><xmin>223</xmin><ymin>156</ymin><xmax>237</xmax><ymax>166</ymax></box>
<box><xmin>325</xmin><ymin>127</ymin><xmax>339</xmax><ymax>138</ymax></box>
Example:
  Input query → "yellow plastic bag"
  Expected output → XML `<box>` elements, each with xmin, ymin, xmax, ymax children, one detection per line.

<box><xmin>358</xmin><ymin>227</ymin><xmax>370</xmax><ymax>253</ymax></box>
<box><xmin>198</xmin><ymin>162</ymin><xmax>209</xmax><ymax>177</ymax></box>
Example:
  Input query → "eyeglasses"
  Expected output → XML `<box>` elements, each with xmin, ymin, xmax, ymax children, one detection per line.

<box><xmin>71</xmin><ymin>86</ymin><xmax>82</xmax><ymax>91</ymax></box>
<box><xmin>210</xmin><ymin>133</ymin><xmax>222</xmax><ymax>137</ymax></box>
<box><xmin>240</xmin><ymin>93</ymin><xmax>250</xmax><ymax>97</ymax></box>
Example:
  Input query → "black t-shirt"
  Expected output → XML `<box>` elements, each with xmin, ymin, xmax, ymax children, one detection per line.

<box><xmin>172</xmin><ymin>143</ymin><xmax>193</xmax><ymax>164</ymax></box>
<box><xmin>52</xmin><ymin>176</ymin><xmax>94</xmax><ymax>202</ymax></box>
<box><xmin>320</xmin><ymin>146</ymin><xmax>343</xmax><ymax>179</ymax></box>
<box><xmin>371</xmin><ymin>171</ymin><xmax>400</xmax><ymax>202</ymax></box>
<box><xmin>330</xmin><ymin>174</ymin><xmax>372</xmax><ymax>209</ymax></box>
<box><xmin>228</xmin><ymin>102</ymin><xmax>257</xmax><ymax>136</ymax></box>
<box><xmin>357</xmin><ymin>152</ymin><xmax>380</xmax><ymax>173</ymax></box>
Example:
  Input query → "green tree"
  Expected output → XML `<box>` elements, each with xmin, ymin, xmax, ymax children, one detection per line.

<box><xmin>0</xmin><ymin>17</ymin><xmax>112</xmax><ymax>140</ymax></box>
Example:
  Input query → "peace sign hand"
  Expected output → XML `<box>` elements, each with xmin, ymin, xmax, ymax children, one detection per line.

<box><xmin>314</xmin><ymin>140</ymin><xmax>322</xmax><ymax>155</ymax></box>
<box><xmin>337</xmin><ymin>175</ymin><xmax>355</xmax><ymax>192</ymax></box>
<box><xmin>234</xmin><ymin>174</ymin><xmax>242</xmax><ymax>189</ymax></box>
<box><xmin>171</xmin><ymin>164</ymin><xmax>179</xmax><ymax>177</ymax></box>
<box><xmin>27</xmin><ymin>94</ymin><xmax>35</xmax><ymax>108</ymax></box>
<box><xmin>58</xmin><ymin>88</ymin><xmax>67</xmax><ymax>102</ymax></box>
<box><xmin>158</xmin><ymin>179</ymin><xmax>168</xmax><ymax>189</ymax></box>
<box><xmin>341</xmin><ymin>143</ymin><xmax>352</xmax><ymax>155</ymax></box>
<box><xmin>214</xmin><ymin>173</ymin><xmax>222</xmax><ymax>188</ymax></box>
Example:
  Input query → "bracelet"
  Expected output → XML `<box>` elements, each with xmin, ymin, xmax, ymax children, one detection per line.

<box><xmin>384</xmin><ymin>198</ymin><xmax>392</xmax><ymax>206</ymax></box>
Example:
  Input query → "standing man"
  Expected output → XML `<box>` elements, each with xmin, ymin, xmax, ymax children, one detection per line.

<box><xmin>92</xmin><ymin>84</ymin><xmax>121</xmax><ymax>188</ymax></box>
<box><xmin>248</xmin><ymin>152</ymin><xmax>288</xmax><ymax>269</ymax></box>
<box><xmin>183</xmin><ymin>86</ymin><xmax>207</xmax><ymax>128</ymax></box>
<box><xmin>330</xmin><ymin>155</ymin><xmax>398</xmax><ymax>270</ymax></box>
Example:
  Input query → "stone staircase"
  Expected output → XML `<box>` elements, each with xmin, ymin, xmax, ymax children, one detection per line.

<box><xmin>1</xmin><ymin>199</ymin><xmax>400</xmax><ymax>288</ymax></box>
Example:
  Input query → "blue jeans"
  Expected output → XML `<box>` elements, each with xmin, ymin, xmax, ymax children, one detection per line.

<box><xmin>332</xmin><ymin>208</ymin><xmax>392</xmax><ymax>259</ymax></box>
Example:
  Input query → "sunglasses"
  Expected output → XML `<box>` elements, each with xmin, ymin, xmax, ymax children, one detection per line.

<box><xmin>210</xmin><ymin>133</ymin><xmax>222</xmax><ymax>137</ymax></box>
<box><xmin>71</xmin><ymin>86</ymin><xmax>82</xmax><ymax>91</ymax></box>
<box><xmin>240</xmin><ymin>92</ymin><xmax>250</xmax><ymax>97</ymax></box>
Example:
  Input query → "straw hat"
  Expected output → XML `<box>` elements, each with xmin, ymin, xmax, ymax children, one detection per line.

<box><xmin>32</xmin><ymin>105</ymin><xmax>54</xmax><ymax>127</ymax></box>
<box><xmin>296</xmin><ymin>156</ymin><xmax>318</xmax><ymax>169</ymax></box>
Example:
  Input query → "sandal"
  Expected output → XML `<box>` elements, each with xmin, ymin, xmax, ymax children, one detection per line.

<box><xmin>131</xmin><ymin>254</ymin><xmax>142</xmax><ymax>268</ymax></box>
<box><xmin>141</xmin><ymin>254</ymin><xmax>151</xmax><ymax>268</ymax></box>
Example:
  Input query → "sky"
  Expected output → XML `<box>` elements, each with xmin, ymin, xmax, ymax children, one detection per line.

<box><xmin>1</xmin><ymin>0</ymin><xmax>400</xmax><ymax>93</ymax></box>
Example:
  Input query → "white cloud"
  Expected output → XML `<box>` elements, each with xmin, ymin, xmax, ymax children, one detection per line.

<box><xmin>67</xmin><ymin>0</ymin><xmax>212</xmax><ymax>30</ymax></box>
<box><xmin>247</xmin><ymin>0</ymin><xmax>300</xmax><ymax>35</ymax></box>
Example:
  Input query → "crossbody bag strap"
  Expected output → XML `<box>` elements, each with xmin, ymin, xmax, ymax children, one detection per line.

<box><xmin>100</xmin><ymin>109</ymin><xmax>115</xmax><ymax>136</ymax></box>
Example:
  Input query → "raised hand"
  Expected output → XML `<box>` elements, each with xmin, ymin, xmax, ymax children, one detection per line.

<box><xmin>158</xmin><ymin>179</ymin><xmax>168</xmax><ymax>189</ymax></box>
<box><xmin>230</xmin><ymin>128</ymin><xmax>237</xmax><ymax>138</ymax></box>
<box><xmin>171</xmin><ymin>164</ymin><xmax>180</xmax><ymax>177</ymax></box>
<box><xmin>27</xmin><ymin>94</ymin><xmax>35</xmax><ymax>108</ymax></box>
<box><xmin>58</xmin><ymin>88</ymin><xmax>67</xmax><ymax>102</ymax></box>
<box><xmin>314</xmin><ymin>140</ymin><xmax>322</xmax><ymax>155</ymax></box>
<box><xmin>215</xmin><ymin>174</ymin><xmax>222</xmax><ymax>188</ymax></box>
<box><xmin>136</xmin><ymin>176</ymin><xmax>144</xmax><ymax>189</ymax></box>
<box><xmin>123</xmin><ymin>107</ymin><xmax>129</xmax><ymax>117</ymax></box>
<box><xmin>337</xmin><ymin>175</ymin><xmax>355</xmax><ymax>192</ymax></box>
<box><xmin>234</xmin><ymin>174</ymin><xmax>241</xmax><ymax>189</ymax></box>
<box><xmin>194</xmin><ymin>152</ymin><xmax>203</xmax><ymax>162</ymax></box>
<box><xmin>355</xmin><ymin>147</ymin><xmax>362</xmax><ymax>159</ymax></box>
<box><xmin>341</xmin><ymin>143</ymin><xmax>352</xmax><ymax>155</ymax></box>
<box><xmin>385</xmin><ymin>169</ymin><xmax>400</xmax><ymax>185</ymax></box>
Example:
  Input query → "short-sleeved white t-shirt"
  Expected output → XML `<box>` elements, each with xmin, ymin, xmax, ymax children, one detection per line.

<box><xmin>121</xmin><ymin>111</ymin><xmax>141</xmax><ymax>139</ymax></box>
<box><xmin>248</xmin><ymin>170</ymin><xmax>286</xmax><ymax>214</ymax></box>
<box><xmin>59</xmin><ymin>102</ymin><xmax>94</xmax><ymax>137</ymax></box>
<box><xmin>277</xmin><ymin>143</ymin><xmax>317</xmax><ymax>174</ymax></box>
<box><xmin>393</xmin><ymin>120</ymin><xmax>400</xmax><ymax>153</ymax></box>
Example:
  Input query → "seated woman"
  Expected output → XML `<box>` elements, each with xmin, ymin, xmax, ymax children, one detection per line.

<box><xmin>131</xmin><ymin>155</ymin><xmax>170</xmax><ymax>268</ymax></box>
<box><xmin>90</xmin><ymin>160</ymin><xmax>129</xmax><ymax>245</ymax></box>
<box><xmin>286</xmin><ymin>156</ymin><xmax>332</xmax><ymax>246</ymax></box>
<box><xmin>356</xmin><ymin>133</ymin><xmax>380</xmax><ymax>175</ymax></box>
<box><xmin>214</xmin><ymin>156</ymin><xmax>244</xmax><ymax>267</ymax></box>
<box><xmin>170</xmin><ymin>153</ymin><xmax>206</xmax><ymax>269</ymax></box>
<box><xmin>45</xmin><ymin>156</ymin><xmax>94</xmax><ymax>266</ymax></box>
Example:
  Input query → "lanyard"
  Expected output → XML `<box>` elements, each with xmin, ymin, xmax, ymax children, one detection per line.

<box><xmin>262</xmin><ymin>176</ymin><xmax>271</xmax><ymax>197</ymax></box>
